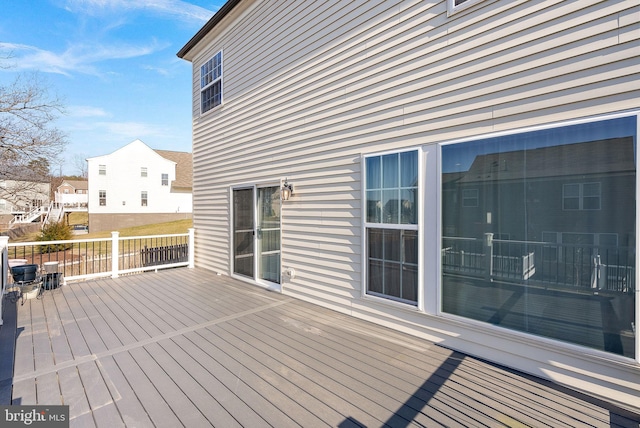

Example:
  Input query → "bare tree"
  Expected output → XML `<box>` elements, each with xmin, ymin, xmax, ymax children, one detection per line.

<box><xmin>72</xmin><ymin>153</ymin><xmax>88</xmax><ymax>178</ymax></box>
<box><xmin>0</xmin><ymin>61</ymin><xmax>68</xmax><ymax>210</ymax></box>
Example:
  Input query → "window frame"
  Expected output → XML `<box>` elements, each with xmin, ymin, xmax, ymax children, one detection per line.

<box><xmin>447</xmin><ymin>0</ymin><xmax>485</xmax><ymax>15</ymax></box>
<box><xmin>141</xmin><ymin>191</ymin><xmax>148</xmax><ymax>207</ymax></box>
<box><xmin>562</xmin><ymin>182</ymin><xmax>601</xmax><ymax>211</ymax></box>
<box><xmin>362</xmin><ymin>148</ymin><xmax>422</xmax><ymax>307</ymax></box>
<box><xmin>161</xmin><ymin>173</ymin><xmax>169</xmax><ymax>186</ymax></box>
<box><xmin>141</xmin><ymin>167</ymin><xmax>148</xmax><ymax>178</ymax></box>
<box><xmin>98</xmin><ymin>190</ymin><xmax>106</xmax><ymax>206</ymax></box>
<box><xmin>200</xmin><ymin>51</ymin><xmax>223</xmax><ymax>114</ymax></box>
<box><xmin>98</xmin><ymin>165</ymin><xmax>106</xmax><ymax>176</ymax></box>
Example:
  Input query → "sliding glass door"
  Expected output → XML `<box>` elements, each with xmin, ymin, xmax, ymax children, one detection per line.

<box><xmin>233</xmin><ymin>188</ymin><xmax>255</xmax><ymax>278</ymax></box>
<box><xmin>233</xmin><ymin>185</ymin><xmax>281</xmax><ymax>287</ymax></box>
<box><xmin>257</xmin><ymin>186</ymin><xmax>281</xmax><ymax>284</ymax></box>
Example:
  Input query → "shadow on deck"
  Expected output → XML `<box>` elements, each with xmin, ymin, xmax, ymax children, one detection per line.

<box><xmin>1</xmin><ymin>268</ymin><xmax>639</xmax><ymax>427</ymax></box>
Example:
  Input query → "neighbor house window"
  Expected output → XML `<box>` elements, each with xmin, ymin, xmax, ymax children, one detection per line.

<box><xmin>141</xmin><ymin>191</ymin><xmax>148</xmax><ymax>206</ymax></box>
<box><xmin>161</xmin><ymin>173</ymin><xmax>169</xmax><ymax>186</ymax></box>
<box><xmin>141</xmin><ymin>167</ymin><xmax>148</xmax><ymax>177</ymax></box>
<box><xmin>201</xmin><ymin>51</ymin><xmax>222</xmax><ymax>113</ymax></box>
<box><xmin>563</xmin><ymin>182</ymin><xmax>601</xmax><ymax>210</ymax></box>
<box><xmin>462</xmin><ymin>189</ymin><xmax>478</xmax><ymax>207</ymax></box>
<box><xmin>441</xmin><ymin>115</ymin><xmax>636</xmax><ymax>358</ymax></box>
<box><xmin>99</xmin><ymin>165</ymin><xmax>106</xmax><ymax>175</ymax></box>
<box><xmin>365</xmin><ymin>150</ymin><xmax>419</xmax><ymax>304</ymax></box>
<box><xmin>99</xmin><ymin>190</ymin><xmax>106</xmax><ymax>206</ymax></box>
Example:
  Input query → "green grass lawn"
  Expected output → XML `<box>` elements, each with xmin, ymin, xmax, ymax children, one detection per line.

<box><xmin>10</xmin><ymin>218</ymin><xmax>193</xmax><ymax>243</ymax></box>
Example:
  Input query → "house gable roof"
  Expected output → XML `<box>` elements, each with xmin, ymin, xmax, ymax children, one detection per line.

<box><xmin>459</xmin><ymin>137</ymin><xmax>634</xmax><ymax>184</ymax></box>
<box><xmin>59</xmin><ymin>180</ymin><xmax>88</xmax><ymax>191</ymax></box>
<box><xmin>154</xmin><ymin>150</ymin><xmax>193</xmax><ymax>191</ymax></box>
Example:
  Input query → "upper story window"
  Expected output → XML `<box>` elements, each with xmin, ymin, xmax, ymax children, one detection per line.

<box><xmin>161</xmin><ymin>173</ymin><xmax>169</xmax><ymax>186</ymax></box>
<box><xmin>99</xmin><ymin>190</ymin><xmax>106</xmax><ymax>206</ymax></box>
<box><xmin>99</xmin><ymin>165</ymin><xmax>106</xmax><ymax>175</ymax></box>
<box><xmin>448</xmin><ymin>0</ymin><xmax>484</xmax><ymax>14</ymax></box>
<box><xmin>141</xmin><ymin>167</ymin><xmax>148</xmax><ymax>178</ymax></box>
<box><xmin>563</xmin><ymin>182</ymin><xmax>601</xmax><ymax>210</ymax></box>
<box><xmin>141</xmin><ymin>191</ymin><xmax>148</xmax><ymax>206</ymax></box>
<box><xmin>201</xmin><ymin>51</ymin><xmax>222</xmax><ymax>114</ymax></box>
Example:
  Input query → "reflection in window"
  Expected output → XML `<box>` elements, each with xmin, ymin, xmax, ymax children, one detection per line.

<box><xmin>441</xmin><ymin>116</ymin><xmax>636</xmax><ymax>358</ymax></box>
<box><xmin>365</xmin><ymin>150</ymin><xmax>418</xmax><ymax>303</ymax></box>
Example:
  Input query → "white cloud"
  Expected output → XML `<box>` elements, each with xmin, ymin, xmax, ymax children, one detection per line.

<box><xmin>64</xmin><ymin>0</ymin><xmax>217</xmax><ymax>24</ymax></box>
<box><xmin>96</xmin><ymin>120</ymin><xmax>175</xmax><ymax>139</ymax></box>
<box><xmin>0</xmin><ymin>40</ymin><xmax>167</xmax><ymax>76</ymax></box>
<box><xmin>67</xmin><ymin>105</ymin><xmax>111</xmax><ymax>117</ymax></box>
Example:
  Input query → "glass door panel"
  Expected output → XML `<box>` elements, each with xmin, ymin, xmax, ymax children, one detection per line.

<box><xmin>258</xmin><ymin>186</ymin><xmax>281</xmax><ymax>284</ymax></box>
<box><xmin>233</xmin><ymin>188</ymin><xmax>254</xmax><ymax>278</ymax></box>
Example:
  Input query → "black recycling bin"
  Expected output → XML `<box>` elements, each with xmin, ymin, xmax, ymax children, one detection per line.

<box><xmin>43</xmin><ymin>273</ymin><xmax>62</xmax><ymax>290</ymax></box>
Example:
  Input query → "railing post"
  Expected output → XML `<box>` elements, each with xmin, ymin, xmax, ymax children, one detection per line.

<box><xmin>111</xmin><ymin>231</ymin><xmax>119</xmax><ymax>278</ymax></box>
<box><xmin>0</xmin><ymin>236</ymin><xmax>8</xmax><ymax>326</ymax></box>
<box><xmin>484</xmin><ymin>233</ymin><xmax>494</xmax><ymax>281</ymax></box>
<box><xmin>188</xmin><ymin>228</ymin><xmax>195</xmax><ymax>269</ymax></box>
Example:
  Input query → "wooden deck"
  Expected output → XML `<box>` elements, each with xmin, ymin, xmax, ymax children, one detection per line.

<box><xmin>1</xmin><ymin>268</ymin><xmax>639</xmax><ymax>427</ymax></box>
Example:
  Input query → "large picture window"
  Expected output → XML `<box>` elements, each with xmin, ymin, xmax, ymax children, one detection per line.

<box><xmin>441</xmin><ymin>116</ymin><xmax>637</xmax><ymax>358</ymax></box>
<box><xmin>200</xmin><ymin>51</ymin><xmax>222</xmax><ymax>113</ymax></box>
<box><xmin>365</xmin><ymin>150</ymin><xmax>418</xmax><ymax>304</ymax></box>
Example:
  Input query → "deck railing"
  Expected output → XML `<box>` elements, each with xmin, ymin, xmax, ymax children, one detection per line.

<box><xmin>442</xmin><ymin>234</ymin><xmax>635</xmax><ymax>293</ymax></box>
<box><xmin>0</xmin><ymin>229</ymin><xmax>194</xmax><ymax>325</ymax></box>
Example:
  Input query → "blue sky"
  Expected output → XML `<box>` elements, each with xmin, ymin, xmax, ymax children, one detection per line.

<box><xmin>0</xmin><ymin>0</ymin><xmax>221</xmax><ymax>176</ymax></box>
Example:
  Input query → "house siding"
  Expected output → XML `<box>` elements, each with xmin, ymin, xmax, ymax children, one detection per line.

<box><xmin>185</xmin><ymin>0</ymin><xmax>640</xmax><ymax>410</ymax></box>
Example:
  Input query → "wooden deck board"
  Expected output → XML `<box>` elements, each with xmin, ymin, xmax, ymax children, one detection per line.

<box><xmin>280</xmin><ymin>299</ymin><xmax>616</xmax><ymax>427</ymax></box>
<box><xmin>50</xmin><ymin>289</ymin><xmax>92</xmax><ymax>359</ymax></box>
<box><xmin>58</xmin><ymin>365</ymin><xmax>95</xmax><ymax>426</ymax></box>
<box><xmin>97</xmin><ymin>355</ymin><xmax>155</xmax><ymax>428</ymax></box>
<box><xmin>1</xmin><ymin>267</ymin><xmax>638</xmax><ymax>427</ymax></box>
<box><xmin>111</xmin><ymin>351</ymin><xmax>183</xmax><ymax>428</ymax></box>
<box><xmin>176</xmin><ymin>331</ymin><xmax>300</xmax><ymax>427</ymax></box>
<box><xmin>229</xmin><ymin>310</ymin><xmax>469</xmax><ymax>427</ymax></box>
<box><xmin>160</xmin><ymin>336</ymin><xmax>266</xmax><ymax>427</ymax></box>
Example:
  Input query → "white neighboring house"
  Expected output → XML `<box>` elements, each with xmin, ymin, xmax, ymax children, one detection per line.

<box><xmin>87</xmin><ymin>139</ymin><xmax>192</xmax><ymax>232</ymax></box>
<box><xmin>0</xmin><ymin>179</ymin><xmax>50</xmax><ymax>224</ymax></box>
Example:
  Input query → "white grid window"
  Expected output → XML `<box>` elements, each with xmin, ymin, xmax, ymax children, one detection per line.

<box><xmin>200</xmin><ymin>51</ymin><xmax>222</xmax><ymax>113</ymax></box>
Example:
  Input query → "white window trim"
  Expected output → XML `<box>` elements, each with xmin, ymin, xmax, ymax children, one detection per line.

<box><xmin>361</xmin><ymin>147</ymin><xmax>424</xmax><ymax>311</ymax></box>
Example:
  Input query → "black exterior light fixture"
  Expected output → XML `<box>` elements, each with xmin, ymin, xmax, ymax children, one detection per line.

<box><xmin>281</xmin><ymin>179</ymin><xmax>294</xmax><ymax>201</ymax></box>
